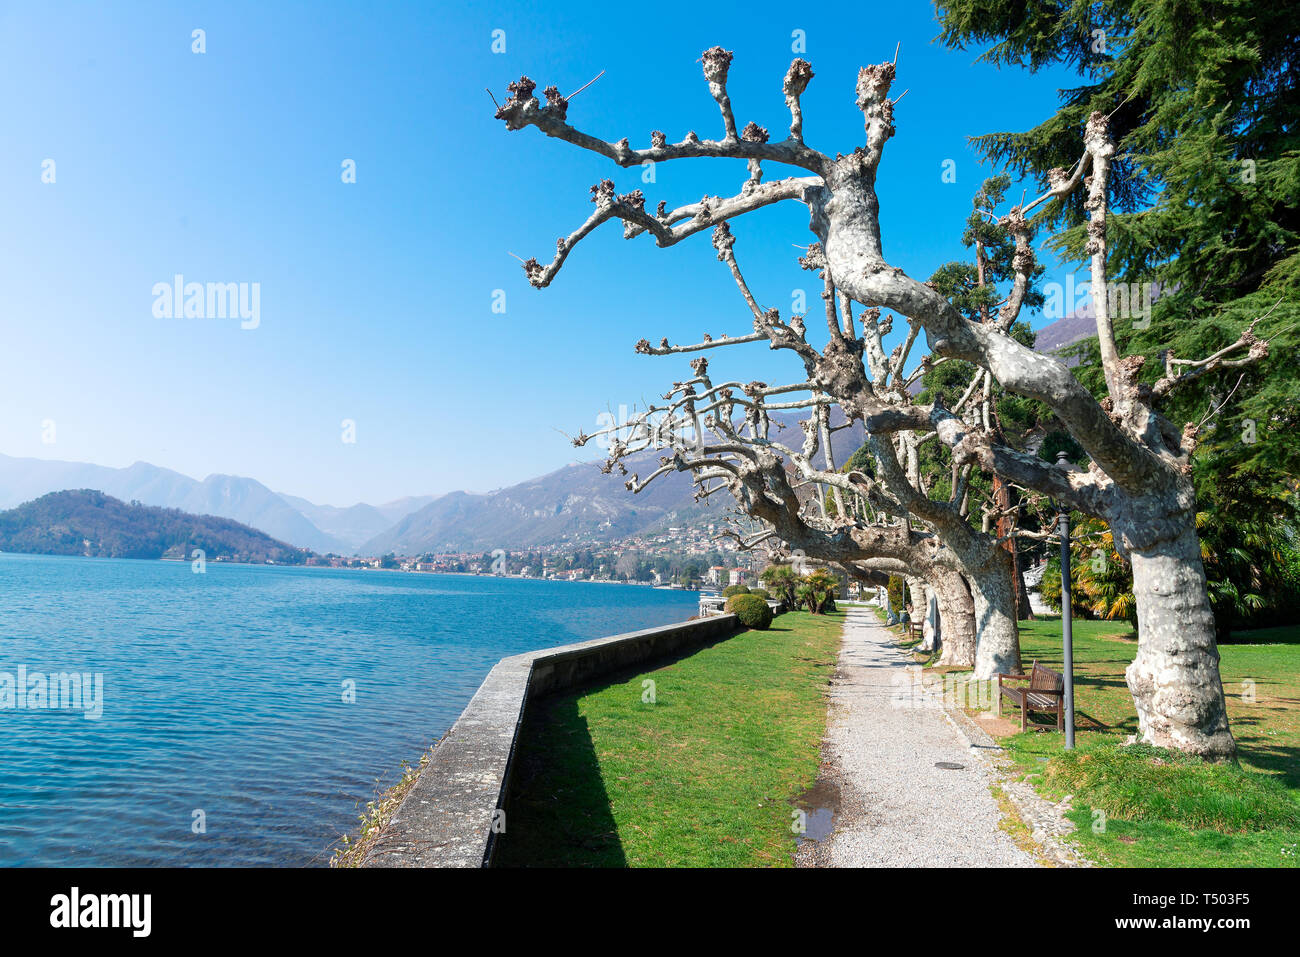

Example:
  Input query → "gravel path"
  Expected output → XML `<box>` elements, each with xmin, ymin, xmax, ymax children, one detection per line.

<box><xmin>798</xmin><ymin>607</ymin><xmax>1039</xmax><ymax>868</ymax></box>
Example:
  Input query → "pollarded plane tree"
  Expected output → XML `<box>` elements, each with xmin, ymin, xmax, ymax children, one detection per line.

<box><xmin>568</xmin><ymin>345</ymin><xmax>984</xmax><ymax>666</ymax></box>
<box><xmin>496</xmin><ymin>48</ymin><xmax>1271</xmax><ymax>759</ymax></box>
<box><xmin>566</xmin><ymin>217</ymin><xmax>1023</xmax><ymax>677</ymax></box>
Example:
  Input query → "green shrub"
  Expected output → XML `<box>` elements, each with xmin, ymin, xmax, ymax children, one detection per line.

<box><xmin>725</xmin><ymin>593</ymin><xmax>773</xmax><ymax>630</ymax></box>
<box><xmin>1042</xmin><ymin>744</ymin><xmax>1300</xmax><ymax>832</ymax></box>
<box><xmin>886</xmin><ymin>575</ymin><xmax>905</xmax><ymax>612</ymax></box>
<box><xmin>748</xmin><ymin>587</ymin><xmax>771</xmax><ymax>600</ymax></box>
<box><xmin>721</xmin><ymin>584</ymin><xmax>750</xmax><ymax>598</ymax></box>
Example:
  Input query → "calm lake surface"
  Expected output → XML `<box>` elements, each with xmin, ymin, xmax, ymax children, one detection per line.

<box><xmin>0</xmin><ymin>553</ymin><xmax>699</xmax><ymax>866</ymax></box>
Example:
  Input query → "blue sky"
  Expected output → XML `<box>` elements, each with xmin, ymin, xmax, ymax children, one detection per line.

<box><xmin>0</xmin><ymin>1</ymin><xmax>1081</xmax><ymax>506</ymax></box>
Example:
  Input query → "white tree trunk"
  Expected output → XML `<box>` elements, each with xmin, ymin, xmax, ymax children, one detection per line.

<box><xmin>923</xmin><ymin>587</ymin><xmax>941</xmax><ymax>650</ymax></box>
<box><xmin>934</xmin><ymin>569</ymin><xmax>976</xmax><ymax>668</ymax></box>
<box><xmin>905</xmin><ymin>575</ymin><xmax>925</xmax><ymax>626</ymax></box>
<box><xmin>1124</xmin><ymin>519</ymin><xmax>1236</xmax><ymax>760</ymax></box>
<box><xmin>970</xmin><ymin>556</ymin><xmax>1022</xmax><ymax>680</ymax></box>
<box><xmin>916</xmin><ymin>585</ymin><xmax>937</xmax><ymax>651</ymax></box>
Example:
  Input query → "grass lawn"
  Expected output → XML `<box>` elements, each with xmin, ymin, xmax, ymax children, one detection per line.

<box><xmin>964</xmin><ymin>617</ymin><xmax>1300</xmax><ymax>867</ymax></box>
<box><xmin>495</xmin><ymin>610</ymin><xmax>843</xmax><ymax>867</ymax></box>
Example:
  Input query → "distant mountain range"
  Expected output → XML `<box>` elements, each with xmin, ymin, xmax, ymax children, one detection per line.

<box><xmin>0</xmin><ymin>490</ymin><xmax>309</xmax><ymax>563</ymax></box>
<box><xmin>0</xmin><ymin>317</ymin><xmax>1098</xmax><ymax>557</ymax></box>
<box><xmin>0</xmin><ymin>453</ymin><xmax>410</xmax><ymax>554</ymax></box>
<box><xmin>0</xmin><ymin>411</ymin><xmax>866</xmax><ymax>556</ymax></box>
<box><xmin>360</xmin><ymin>452</ymin><xmax>717</xmax><ymax>555</ymax></box>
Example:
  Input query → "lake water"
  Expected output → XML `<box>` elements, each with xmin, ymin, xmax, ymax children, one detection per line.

<box><xmin>0</xmin><ymin>553</ymin><xmax>699</xmax><ymax>866</ymax></box>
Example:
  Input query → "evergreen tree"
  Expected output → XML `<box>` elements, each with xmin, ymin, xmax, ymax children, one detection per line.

<box><xmin>938</xmin><ymin>0</ymin><xmax>1300</xmax><ymax>628</ymax></box>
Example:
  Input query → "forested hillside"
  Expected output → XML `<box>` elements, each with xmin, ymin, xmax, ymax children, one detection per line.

<box><xmin>0</xmin><ymin>490</ymin><xmax>311</xmax><ymax>564</ymax></box>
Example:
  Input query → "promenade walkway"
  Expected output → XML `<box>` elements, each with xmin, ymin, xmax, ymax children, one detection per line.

<box><xmin>797</xmin><ymin>606</ymin><xmax>1038</xmax><ymax>868</ymax></box>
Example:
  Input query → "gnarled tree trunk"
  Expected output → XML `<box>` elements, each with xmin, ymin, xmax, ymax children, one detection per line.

<box><xmin>904</xmin><ymin>575</ymin><xmax>925</xmax><ymax>627</ymax></box>
<box><xmin>968</xmin><ymin>549</ymin><xmax>1021</xmax><ymax>680</ymax></box>
<box><xmin>1120</xmin><ymin>515</ymin><xmax>1236</xmax><ymax>760</ymax></box>
<box><xmin>934</xmin><ymin>569</ymin><xmax>976</xmax><ymax>667</ymax></box>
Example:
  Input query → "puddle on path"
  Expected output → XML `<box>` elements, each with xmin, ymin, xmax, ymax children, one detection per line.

<box><xmin>793</xmin><ymin>776</ymin><xmax>840</xmax><ymax>846</ymax></box>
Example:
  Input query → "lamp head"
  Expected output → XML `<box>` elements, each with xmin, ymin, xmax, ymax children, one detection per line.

<box><xmin>1054</xmin><ymin>450</ymin><xmax>1071</xmax><ymax>516</ymax></box>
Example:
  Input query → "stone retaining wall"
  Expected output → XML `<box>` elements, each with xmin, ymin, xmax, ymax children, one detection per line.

<box><xmin>361</xmin><ymin>613</ymin><xmax>742</xmax><ymax>868</ymax></box>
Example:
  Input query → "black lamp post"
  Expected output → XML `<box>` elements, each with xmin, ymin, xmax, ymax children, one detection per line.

<box><xmin>1055</xmin><ymin>450</ymin><xmax>1077</xmax><ymax>749</ymax></box>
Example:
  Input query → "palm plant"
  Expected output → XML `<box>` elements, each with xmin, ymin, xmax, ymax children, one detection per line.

<box><xmin>1040</xmin><ymin>515</ymin><xmax>1136</xmax><ymax>627</ymax></box>
<box><xmin>1198</xmin><ymin>509</ymin><xmax>1299</xmax><ymax>639</ymax></box>
<box><xmin>799</xmin><ymin>569</ymin><xmax>840</xmax><ymax>615</ymax></box>
<box><xmin>760</xmin><ymin>564</ymin><xmax>800</xmax><ymax>608</ymax></box>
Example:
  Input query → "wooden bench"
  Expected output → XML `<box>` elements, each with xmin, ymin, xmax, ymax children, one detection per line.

<box><xmin>998</xmin><ymin>661</ymin><xmax>1066</xmax><ymax>732</ymax></box>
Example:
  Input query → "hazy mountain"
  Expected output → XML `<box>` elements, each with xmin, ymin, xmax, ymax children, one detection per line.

<box><xmin>1034</xmin><ymin>312</ymin><xmax>1098</xmax><ymax>358</ymax></box>
<box><xmin>0</xmin><ymin>454</ymin><xmax>341</xmax><ymax>552</ymax></box>
<box><xmin>276</xmin><ymin>495</ymin><xmax>394</xmax><ymax>553</ymax></box>
<box><xmin>180</xmin><ymin>475</ymin><xmax>337</xmax><ymax>552</ymax></box>
<box><xmin>359</xmin><ymin>461</ymin><xmax>702</xmax><ymax>555</ymax></box>
<box><xmin>0</xmin><ymin>490</ymin><xmax>310</xmax><ymax>563</ymax></box>
<box><xmin>374</xmin><ymin>495</ymin><xmax>441</xmax><ymax>524</ymax></box>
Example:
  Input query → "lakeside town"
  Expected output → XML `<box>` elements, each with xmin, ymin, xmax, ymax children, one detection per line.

<box><xmin>303</xmin><ymin>521</ymin><xmax>766</xmax><ymax>588</ymax></box>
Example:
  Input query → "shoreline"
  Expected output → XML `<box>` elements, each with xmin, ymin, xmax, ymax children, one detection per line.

<box><xmin>3</xmin><ymin>550</ymin><xmax>706</xmax><ymax>589</ymax></box>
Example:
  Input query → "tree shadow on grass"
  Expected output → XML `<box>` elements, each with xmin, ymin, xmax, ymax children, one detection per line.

<box><xmin>1238</xmin><ymin>743</ymin><xmax>1300</xmax><ymax>792</ymax></box>
<box><xmin>494</xmin><ymin>625</ymin><xmax>755</xmax><ymax>867</ymax></box>
<box><xmin>1225</xmin><ymin>711</ymin><xmax>1300</xmax><ymax>791</ymax></box>
<box><xmin>495</xmin><ymin>696</ymin><xmax>627</xmax><ymax>868</ymax></box>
